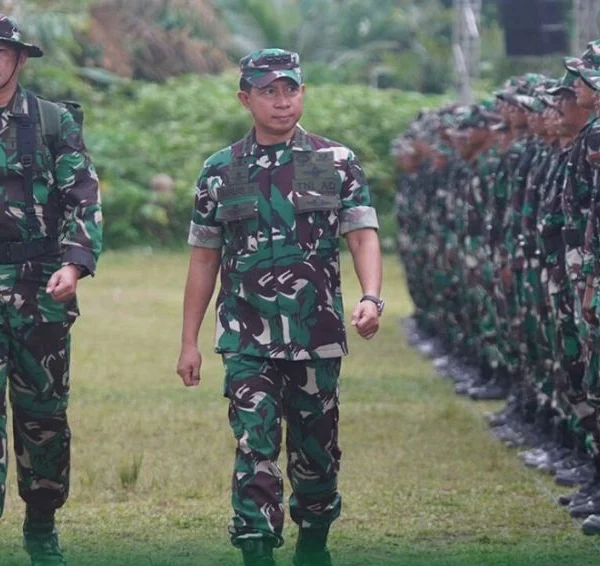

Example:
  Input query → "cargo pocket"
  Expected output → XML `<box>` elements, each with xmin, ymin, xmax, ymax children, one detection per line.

<box><xmin>215</xmin><ymin>196</ymin><xmax>259</xmax><ymax>254</ymax></box>
<box><xmin>37</xmin><ymin>262</ymin><xmax>80</xmax><ymax>324</ymax></box>
<box><xmin>293</xmin><ymin>192</ymin><xmax>341</xmax><ymax>249</ymax></box>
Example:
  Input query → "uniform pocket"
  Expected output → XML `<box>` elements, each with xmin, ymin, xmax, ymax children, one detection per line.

<box><xmin>293</xmin><ymin>192</ymin><xmax>341</xmax><ymax>248</ymax></box>
<box><xmin>215</xmin><ymin>196</ymin><xmax>259</xmax><ymax>254</ymax></box>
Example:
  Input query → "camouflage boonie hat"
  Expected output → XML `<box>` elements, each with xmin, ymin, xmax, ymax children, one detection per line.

<box><xmin>240</xmin><ymin>48</ymin><xmax>301</xmax><ymax>88</ymax></box>
<box><xmin>0</xmin><ymin>15</ymin><xmax>43</xmax><ymax>58</ymax></box>
<box><xmin>579</xmin><ymin>68</ymin><xmax>600</xmax><ymax>93</ymax></box>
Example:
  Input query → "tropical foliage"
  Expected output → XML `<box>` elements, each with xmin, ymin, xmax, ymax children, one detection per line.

<box><xmin>9</xmin><ymin>0</ymin><xmax>506</xmax><ymax>95</ymax></box>
<box><xmin>3</xmin><ymin>0</ymin><xmax>509</xmax><ymax>248</ymax></box>
<box><xmin>86</xmin><ymin>73</ymin><xmax>447</xmax><ymax>248</ymax></box>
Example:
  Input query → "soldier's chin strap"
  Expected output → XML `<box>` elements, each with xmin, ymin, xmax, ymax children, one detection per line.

<box><xmin>0</xmin><ymin>51</ymin><xmax>22</xmax><ymax>92</ymax></box>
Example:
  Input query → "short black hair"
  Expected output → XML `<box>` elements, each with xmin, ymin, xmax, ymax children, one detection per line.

<box><xmin>239</xmin><ymin>77</ymin><xmax>252</xmax><ymax>93</ymax></box>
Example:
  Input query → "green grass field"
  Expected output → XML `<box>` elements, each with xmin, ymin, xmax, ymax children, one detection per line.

<box><xmin>1</xmin><ymin>251</ymin><xmax>599</xmax><ymax>565</ymax></box>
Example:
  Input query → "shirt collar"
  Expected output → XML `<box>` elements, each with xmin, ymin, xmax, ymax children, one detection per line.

<box><xmin>237</xmin><ymin>125</ymin><xmax>311</xmax><ymax>157</ymax></box>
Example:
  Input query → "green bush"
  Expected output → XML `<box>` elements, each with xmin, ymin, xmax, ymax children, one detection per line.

<box><xmin>84</xmin><ymin>73</ymin><xmax>448</xmax><ymax>249</ymax></box>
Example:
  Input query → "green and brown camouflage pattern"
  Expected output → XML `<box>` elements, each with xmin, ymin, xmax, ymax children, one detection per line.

<box><xmin>240</xmin><ymin>48</ymin><xmax>302</xmax><ymax>88</ymax></box>
<box><xmin>224</xmin><ymin>354</ymin><xmax>341</xmax><ymax>547</ymax></box>
<box><xmin>188</xmin><ymin>126</ymin><xmax>378</xmax><ymax>361</ymax></box>
<box><xmin>0</xmin><ymin>87</ymin><xmax>102</xmax><ymax>273</ymax></box>
<box><xmin>0</xmin><ymin>86</ymin><xmax>102</xmax><ymax>517</ymax></box>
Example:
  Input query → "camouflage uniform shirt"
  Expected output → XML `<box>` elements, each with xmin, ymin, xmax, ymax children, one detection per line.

<box><xmin>188</xmin><ymin>126</ymin><xmax>379</xmax><ymax>360</ymax></box>
<box><xmin>0</xmin><ymin>87</ymin><xmax>102</xmax><ymax>273</ymax></box>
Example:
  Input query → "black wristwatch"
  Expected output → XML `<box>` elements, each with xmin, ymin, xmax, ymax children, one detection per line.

<box><xmin>360</xmin><ymin>294</ymin><xmax>385</xmax><ymax>316</ymax></box>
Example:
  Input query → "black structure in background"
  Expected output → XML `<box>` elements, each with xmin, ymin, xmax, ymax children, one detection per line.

<box><xmin>499</xmin><ymin>0</ymin><xmax>568</xmax><ymax>56</ymax></box>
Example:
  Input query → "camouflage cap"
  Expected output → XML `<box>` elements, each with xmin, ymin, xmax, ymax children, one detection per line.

<box><xmin>495</xmin><ymin>90</ymin><xmax>521</xmax><ymax>107</ymax></box>
<box><xmin>0</xmin><ymin>14</ymin><xmax>42</xmax><ymax>58</ymax></box>
<box><xmin>457</xmin><ymin>103</ymin><xmax>502</xmax><ymax>129</ymax></box>
<box><xmin>494</xmin><ymin>73</ymin><xmax>545</xmax><ymax>104</ymax></box>
<box><xmin>564</xmin><ymin>39</ymin><xmax>600</xmax><ymax>75</ymax></box>
<box><xmin>579</xmin><ymin>68</ymin><xmax>600</xmax><ymax>93</ymax></box>
<box><xmin>546</xmin><ymin>71</ymin><xmax>576</xmax><ymax>95</ymax></box>
<box><xmin>240</xmin><ymin>48</ymin><xmax>301</xmax><ymax>88</ymax></box>
<box><xmin>514</xmin><ymin>94</ymin><xmax>545</xmax><ymax>113</ymax></box>
<box><xmin>477</xmin><ymin>97</ymin><xmax>497</xmax><ymax>112</ymax></box>
<box><xmin>519</xmin><ymin>73</ymin><xmax>548</xmax><ymax>94</ymax></box>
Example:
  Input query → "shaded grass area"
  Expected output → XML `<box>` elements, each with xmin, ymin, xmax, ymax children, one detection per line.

<box><xmin>0</xmin><ymin>251</ymin><xmax>599</xmax><ymax>565</ymax></box>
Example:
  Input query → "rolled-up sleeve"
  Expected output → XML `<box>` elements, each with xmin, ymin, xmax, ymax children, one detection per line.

<box><xmin>187</xmin><ymin>166</ymin><xmax>223</xmax><ymax>248</ymax></box>
<box><xmin>339</xmin><ymin>149</ymin><xmax>379</xmax><ymax>235</ymax></box>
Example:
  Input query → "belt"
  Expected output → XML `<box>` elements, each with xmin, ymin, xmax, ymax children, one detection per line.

<box><xmin>0</xmin><ymin>238</ymin><xmax>60</xmax><ymax>264</ymax></box>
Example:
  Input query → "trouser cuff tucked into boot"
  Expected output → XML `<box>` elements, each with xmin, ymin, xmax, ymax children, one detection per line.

<box><xmin>240</xmin><ymin>539</ymin><xmax>275</xmax><ymax>566</ymax></box>
<box><xmin>293</xmin><ymin>527</ymin><xmax>332</xmax><ymax>566</ymax></box>
<box><xmin>23</xmin><ymin>506</ymin><xmax>66</xmax><ymax>566</ymax></box>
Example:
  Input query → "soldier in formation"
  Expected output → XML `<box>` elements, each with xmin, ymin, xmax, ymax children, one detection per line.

<box><xmin>394</xmin><ymin>40</ymin><xmax>600</xmax><ymax>536</ymax></box>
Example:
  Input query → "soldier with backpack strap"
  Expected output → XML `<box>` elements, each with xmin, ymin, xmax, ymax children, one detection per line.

<box><xmin>0</xmin><ymin>14</ymin><xmax>102</xmax><ymax>566</ymax></box>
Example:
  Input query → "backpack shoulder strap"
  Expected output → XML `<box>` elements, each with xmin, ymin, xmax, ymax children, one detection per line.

<box><xmin>17</xmin><ymin>90</ymin><xmax>41</xmax><ymax>236</ymax></box>
<box><xmin>37</xmin><ymin>96</ymin><xmax>62</xmax><ymax>153</ymax></box>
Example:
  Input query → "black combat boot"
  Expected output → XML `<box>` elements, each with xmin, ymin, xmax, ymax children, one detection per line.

<box><xmin>560</xmin><ymin>454</ymin><xmax>600</xmax><ymax>507</ymax></box>
<box><xmin>468</xmin><ymin>366</ymin><xmax>510</xmax><ymax>400</ymax></box>
<box><xmin>240</xmin><ymin>539</ymin><xmax>276</xmax><ymax>566</ymax></box>
<box><xmin>23</xmin><ymin>506</ymin><xmax>66</xmax><ymax>566</ymax></box>
<box><xmin>293</xmin><ymin>527</ymin><xmax>332</xmax><ymax>566</ymax></box>
<box><xmin>582</xmin><ymin>513</ymin><xmax>600</xmax><ymax>535</ymax></box>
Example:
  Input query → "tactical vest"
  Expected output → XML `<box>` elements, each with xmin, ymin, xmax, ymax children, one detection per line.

<box><xmin>216</xmin><ymin>129</ymin><xmax>342</xmax><ymax>253</ymax></box>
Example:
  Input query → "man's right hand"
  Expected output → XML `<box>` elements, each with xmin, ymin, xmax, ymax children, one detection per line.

<box><xmin>177</xmin><ymin>345</ymin><xmax>202</xmax><ymax>387</ymax></box>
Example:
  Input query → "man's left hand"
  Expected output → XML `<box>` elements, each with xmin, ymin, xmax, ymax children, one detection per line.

<box><xmin>46</xmin><ymin>265</ymin><xmax>80</xmax><ymax>302</ymax></box>
<box><xmin>351</xmin><ymin>301</ymin><xmax>380</xmax><ymax>340</ymax></box>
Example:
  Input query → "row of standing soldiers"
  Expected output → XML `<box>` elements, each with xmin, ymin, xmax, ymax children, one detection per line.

<box><xmin>393</xmin><ymin>40</ymin><xmax>600</xmax><ymax>535</ymax></box>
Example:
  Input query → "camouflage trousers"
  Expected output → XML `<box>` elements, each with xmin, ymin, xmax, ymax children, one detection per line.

<box><xmin>521</xmin><ymin>260</ymin><xmax>553</xmax><ymax>393</ymax></box>
<box><xmin>538</xmin><ymin>266</ymin><xmax>557</xmax><ymax>397</ymax></box>
<box><xmin>588</xmin><ymin>289</ymin><xmax>600</xmax><ymax>407</ymax></box>
<box><xmin>564</xmin><ymin>249</ymin><xmax>600</xmax><ymax>438</ymax></box>
<box><xmin>223</xmin><ymin>354</ymin><xmax>342</xmax><ymax>548</ymax></box>
<box><xmin>0</xmin><ymin>262</ymin><xmax>77</xmax><ymax>518</ymax></box>
<box><xmin>549</xmin><ymin>272</ymin><xmax>586</xmax><ymax>407</ymax></box>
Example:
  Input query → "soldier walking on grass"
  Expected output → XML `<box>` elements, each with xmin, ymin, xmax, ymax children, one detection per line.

<box><xmin>0</xmin><ymin>14</ymin><xmax>103</xmax><ymax>566</ymax></box>
<box><xmin>176</xmin><ymin>48</ymin><xmax>383</xmax><ymax>566</ymax></box>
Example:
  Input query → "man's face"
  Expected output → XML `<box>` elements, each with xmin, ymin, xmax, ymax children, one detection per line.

<box><xmin>559</xmin><ymin>93</ymin><xmax>586</xmax><ymax>135</ymax></box>
<box><xmin>509</xmin><ymin>105</ymin><xmax>527</xmax><ymax>128</ymax></box>
<box><xmin>527</xmin><ymin>112</ymin><xmax>546</xmax><ymax>136</ymax></box>
<box><xmin>237</xmin><ymin>77</ymin><xmax>305</xmax><ymax>143</ymax></box>
<box><xmin>574</xmin><ymin>78</ymin><xmax>596</xmax><ymax>109</ymax></box>
<box><xmin>544</xmin><ymin>108</ymin><xmax>560</xmax><ymax>137</ymax></box>
<box><xmin>0</xmin><ymin>42</ymin><xmax>24</xmax><ymax>84</ymax></box>
<box><xmin>468</xmin><ymin>126</ymin><xmax>490</xmax><ymax>147</ymax></box>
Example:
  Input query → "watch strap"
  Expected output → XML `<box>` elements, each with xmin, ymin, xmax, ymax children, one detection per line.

<box><xmin>360</xmin><ymin>294</ymin><xmax>384</xmax><ymax>315</ymax></box>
